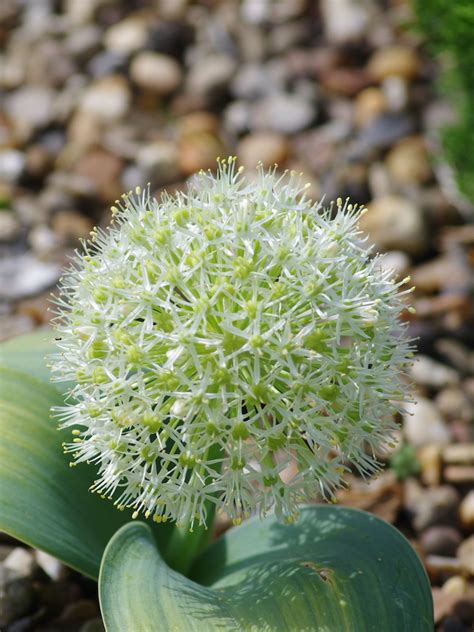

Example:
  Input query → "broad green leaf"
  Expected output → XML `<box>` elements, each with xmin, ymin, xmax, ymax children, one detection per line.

<box><xmin>100</xmin><ymin>505</ymin><xmax>433</xmax><ymax>631</ymax></box>
<box><xmin>0</xmin><ymin>330</ymin><xmax>56</xmax><ymax>384</ymax></box>
<box><xmin>0</xmin><ymin>367</ymin><xmax>173</xmax><ymax>579</ymax></box>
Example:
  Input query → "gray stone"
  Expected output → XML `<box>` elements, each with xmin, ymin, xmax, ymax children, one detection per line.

<box><xmin>405</xmin><ymin>480</ymin><xmax>460</xmax><ymax>532</ymax></box>
<box><xmin>403</xmin><ymin>396</ymin><xmax>451</xmax><ymax>448</ymax></box>
<box><xmin>0</xmin><ymin>253</ymin><xmax>61</xmax><ymax>301</ymax></box>
<box><xmin>186</xmin><ymin>54</ymin><xmax>237</xmax><ymax>100</ymax></box>
<box><xmin>321</xmin><ymin>0</ymin><xmax>371</xmax><ymax>43</ymax></box>
<box><xmin>3</xmin><ymin>548</ymin><xmax>36</xmax><ymax>578</ymax></box>
<box><xmin>410</xmin><ymin>355</ymin><xmax>459</xmax><ymax>389</ymax></box>
<box><xmin>79</xmin><ymin>76</ymin><xmax>131</xmax><ymax>122</ymax></box>
<box><xmin>350</xmin><ymin>113</ymin><xmax>416</xmax><ymax>159</ymax></box>
<box><xmin>4</xmin><ymin>86</ymin><xmax>55</xmax><ymax>131</ymax></box>
<box><xmin>252</xmin><ymin>93</ymin><xmax>315</xmax><ymax>134</ymax></box>
<box><xmin>360</xmin><ymin>195</ymin><xmax>427</xmax><ymax>255</ymax></box>
<box><xmin>0</xmin><ymin>212</ymin><xmax>21</xmax><ymax>241</ymax></box>
<box><xmin>0</xmin><ymin>150</ymin><xmax>25</xmax><ymax>183</ymax></box>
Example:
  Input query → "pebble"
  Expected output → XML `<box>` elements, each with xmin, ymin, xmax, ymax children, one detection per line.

<box><xmin>3</xmin><ymin>548</ymin><xmax>36</xmax><ymax>578</ymax></box>
<box><xmin>403</xmin><ymin>396</ymin><xmax>451</xmax><ymax>447</ymax></box>
<box><xmin>231</xmin><ymin>62</ymin><xmax>283</xmax><ymax>100</ymax></box>
<box><xmin>457</xmin><ymin>536</ymin><xmax>474</xmax><ymax>575</ymax></box>
<box><xmin>436</xmin><ymin>339</ymin><xmax>474</xmax><ymax>376</ymax></box>
<box><xmin>103</xmin><ymin>15</ymin><xmax>149</xmax><ymax>54</ymax></box>
<box><xmin>381</xmin><ymin>76</ymin><xmax>409</xmax><ymax>112</ymax></box>
<box><xmin>376</xmin><ymin>250</ymin><xmax>410</xmax><ymax>279</ymax></box>
<box><xmin>130</xmin><ymin>52</ymin><xmax>182</xmax><ymax>95</ymax></box>
<box><xmin>35</xmin><ymin>550</ymin><xmax>64</xmax><ymax>581</ymax></box>
<box><xmin>410</xmin><ymin>355</ymin><xmax>459</xmax><ymax>389</ymax></box>
<box><xmin>186</xmin><ymin>54</ymin><xmax>237</xmax><ymax>101</ymax></box>
<box><xmin>321</xmin><ymin>0</ymin><xmax>370</xmax><ymax>43</ymax></box>
<box><xmin>0</xmin><ymin>565</ymin><xmax>34</xmax><ymax>628</ymax></box>
<box><xmin>352</xmin><ymin>113</ymin><xmax>416</xmax><ymax>158</ymax></box>
<box><xmin>360</xmin><ymin>195</ymin><xmax>427</xmax><ymax>255</ymax></box>
<box><xmin>224</xmin><ymin>100</ymin><xmax>253</xmax><ymax>134</ymax></box>
<box><xmin>178</xmin><ymin>132</ymin><xmax>226</xmax><ymax>176</ymax></box>
<box><xmin>420</xmin><ymin>526</ymin><xmax>463</xmax><ymax>557</ymax></box>
<box><xmin>0</xmin><ymin>212</ymin><xmax>21</xmax><ymax>242</ymax></box>
<box><xmin>237</xmin><ymin>132</ymin><xmax>290</xmax><ymax>168</ymax></box>
<box><xmin>443</xmin><ymin>444</ymin><xmax>474</xmax><ymax>465</ymax></box>
<box><xmin>4</xmin><ymin>86</ymin><xmax>55</xmax><ymax>136</ymax></box>
<box><xmin>353</xmin><ymin>87</ymin><xmax>386</xmax><ymax>128</ymax></box>
<box><xmin>411</xmin><ymin>255</ymin><xmax>470</xmax><ymax>295</ymax></box>
<box><xmin>444</xmin><ymin>466</ymin><xmax>474</xmax><ymax>484</ymax></box>
<box><xmin>367</xmin><ymin>45</ymin><xmax>420</xmax><ymax>82</ymax></box>
<box><xmin>386</xmin><ymin>136</ymin><xmax>431</xmax><ymax>185</ymax></box>
<box><xmin>404</xmin><ymin>480</ymin><xmax>460</xmax><ymax>532</ymax></box>
<box><xmin>73</xmin><ymin>148</ymin><xmax>123</xmax><ymax>201</ymax></box>
<box><xmin>0</xmin><ymin>254</ymin><xmax>61</xmax><ymax>302</ymax></box>
<box><xmin>51</xmin><ymin>210</ymin><xmax>94</xmax><ymax>244</ymax></box>
<box><xmin>28</xmin><ymin>225</ymin><xmax>61</xmax><ymax>257</ymax></box>
<box><xmin>79</xmin><ymin>76</ymin><xmax>131</xmax><ymax>122</ymax></box>
<box><xmin>459</xmin><ymin>491</ymin><xmax>474</xmax><ymax>531</ymax></box>
<box><xmin>0</xmin><ymin>150</ymin><xmax>25</xmax><ymax>183</ymax></box>
<box><xmin>436</xmin><ymin>388</ymin><xmax>473</xmax><ymax>423</ymax></box>
<box><xmin>418</xmin><ymin>444</ymin><xmax>442</xmax><ymax>487</ymax></box>
<box><xmin>252</xmin><ymin>94</ymin><xmax>315</xmax><ymax>134</ymax></box>
<box><xmin>442</xmin><ymin>575</ymin><xmax>468</xmax><ymax>597</ymax></box>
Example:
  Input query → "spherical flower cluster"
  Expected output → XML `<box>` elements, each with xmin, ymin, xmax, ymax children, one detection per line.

<box><xmin>52</xmin><ymin>158</ymin><xmax>412</xmax><ymax>528</ymax></box>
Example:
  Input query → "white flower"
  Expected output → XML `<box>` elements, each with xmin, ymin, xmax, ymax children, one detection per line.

<box><xmin>52</xmin><ymin>158</ymin><xmax>413</xmax><ymax>527</ymax></box>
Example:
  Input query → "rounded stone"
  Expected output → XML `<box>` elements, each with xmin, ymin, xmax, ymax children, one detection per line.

<box><xmin>386</xmin><ymin>136</ymin><xmax>431</xmax><ymax>185</ymax></box>
<box><xmin>360</xmin><ymin>195</ymin><xmax>427</xmax><ymax>255</ymax></box>
<box><xmin>367</xmin><ymin>45</ymin><xmax>420</xmax><ymax>82</ymax></box>
<box><xmin>79</xmin><ymin>76</ymin><xmax>131</xmax><ymax>122</ymax></box>
<box><xmin>252</xmin><ymin>94</ymin><xmax>315</xmax><ymax>134</ymax></box>
<box><xmin>459</xmin><ymin>490</ymin><xmax>474</xmax><ymax>531</ymax></box>
<box><xmin>130</xmin><ymin>52</ymin><xmax>182</xmax><ymax>95</ymax></box>
<box><xmin>353</xmin><ymin>87</ymin><xmax>386</xmax><ymax>128</ymax></box>
<box><xmin>420</xmin><ymin>526</ymin><xmax>462</xmax><ymax>556</ymax></box>
<box><xmin>237</xmin><ymin>132</ymin><xmax>290</xmax><ymax>169</ymax></box>
<box><xmin>403</xmin><ymin>396</ymin><xmax>451</xmax><ymax>448</ymax></box>
<box><xmin>104</xmin><ymin>15</ymin><xmax>149</xmax><ymax>54</ymax></box>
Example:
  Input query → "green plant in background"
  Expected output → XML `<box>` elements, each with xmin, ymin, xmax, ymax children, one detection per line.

<box><xmin>389</xmin><ymin>442</ymin><xmax>420</xmax><ymax>481</ymax></box>
<box><xmin>0</xmin><ymin>160</ymin><xmax>432</xmax><ymax>630</ymax></box>
<box><xmin>413</xmin><ymin>0</ymin><xmax>474</xmax><ymax>204</ymax></box>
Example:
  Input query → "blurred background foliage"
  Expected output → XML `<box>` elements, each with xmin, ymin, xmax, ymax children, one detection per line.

<box><xmin>413</xmin><ymin>0</ymin><xmax>474</xmax><ymax>203</ymax></box>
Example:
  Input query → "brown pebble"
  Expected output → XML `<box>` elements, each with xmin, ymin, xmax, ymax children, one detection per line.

<box><xmin>52</xmin><ymin>210</ymin><xmax>94</xmax><ymax>244</ymax></box>
<box><xmin>425</xmin><ymin>555</ymin><xmax>462</xmax><ymax>577</ymax></box>
<box><xmin>443</xmin><ymin>444</ymin><xmax>474</xmax><ymax>465</ymax></box>
<box><xmin>457</xmin><ymin>536</ymin><xmax>474</xmax><ymax>575</ymax></box>
<box><xmin>178</xmin><ymin>132</ymin><xmax>227</xmax><ymax>176</ymax></box>
<box><xmin>444</xmin><ymin>466</ymin><xmax>474</xmax><ymax>484</ymax></box>
<box><xmin>420</xmin><ymin>526</ymin><xmax>463</xmax><ymax>557</ymax></box>
<box><xmin>385</xmin><ymin>136</ymin><xmax>431</xmax><ymax>185</ymax></box>
<box><xmin>459</xmin><ymin>490</ymin><xmax>474</xmax><ymax>531</ymax></box>
<box><xmin>353</xmin><ymin>87</ymin><xmax>386</xmax><ymax>128</ymax></box>
<box><xmin>418</xmin><ymin>444</ymin><xmax>442</xmax><ymax>486</ymax></box>
<box><xmin>73</xmin><ymin>148</ymin><xmax>123</xmax><ymax>201</ymax></box>
<box><xmin>237</xmin><ymin>132</ymin><xmax>290</xmax><ymax>169</ymax></box>
<box><xmin>367</xmin><ymin>45</ymin><xmax>420</xmax><ymax>82</ymax></box>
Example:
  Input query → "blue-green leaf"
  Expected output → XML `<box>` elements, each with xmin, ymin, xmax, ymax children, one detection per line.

<box><xmin>100</xmin><ymin>505</ymin><xmax>433</xmax><ymax>631</ymax></box>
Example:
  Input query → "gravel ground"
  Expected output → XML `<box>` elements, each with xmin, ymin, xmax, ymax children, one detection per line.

<box><xmin>0</xmin><ymin>1</ymin><xmax>473</xmax><ymax>630</ymax></box>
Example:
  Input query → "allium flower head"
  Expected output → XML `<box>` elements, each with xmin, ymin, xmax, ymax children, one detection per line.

<box><xmin>52</xmin><ymin>158</ymin><xmax>412</xmax><ymax>527</ymax></box>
